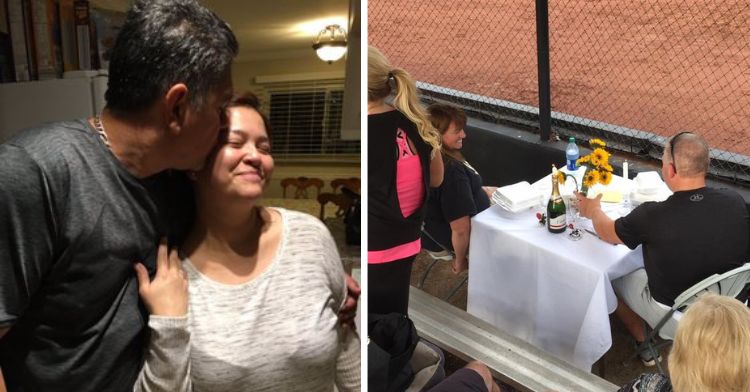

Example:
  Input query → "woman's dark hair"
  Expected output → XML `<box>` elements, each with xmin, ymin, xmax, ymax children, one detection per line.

<box><xmin>227</xmin><ymin>92</ymin><xmax>273</xmax><ymax>139</ymax></box>
<box><xmin>428</xmin><ymin>103</ymin><xmax>467</xmax><ymax>165</ymax></box>
<box><xmin>427</xmin><ymin>103</ymin><xmax>467</xmax><ymax>135</ymax></box>
<box><xmin>105</xmin><ymin>0</ymin><xmax>238</xmax><ymax>113</ymax></box>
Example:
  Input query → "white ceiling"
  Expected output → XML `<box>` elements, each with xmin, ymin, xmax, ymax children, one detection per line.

<box><xmin>92</xmin><ymin>0</ymin><xmax>353</xmax><ymax>62</ymax></box>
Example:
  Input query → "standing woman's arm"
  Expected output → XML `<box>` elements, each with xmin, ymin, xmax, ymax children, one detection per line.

<box><xmin>0</xmin><ymin>327</ymin><xmax>7</xmax><ymax>392</ymax></box>
<box><xmin>430</xmin><ymin>151</ymin><xmax>444</xmax><ymax>187</ymax></box>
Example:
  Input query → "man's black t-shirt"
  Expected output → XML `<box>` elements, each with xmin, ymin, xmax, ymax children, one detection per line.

<box><xmin>423</xmin><ymin>159</ymin><xmax>490</xmax><ymax>251</ymax></box>
<box><xmin>0</xmin><ymin>120</ymin><xmax>175</xmax><ymax>391</ymax></box>
<box><xmin>614</xmin><ymin>187</ymin><xmax>749</xmax><ymax>306</ymax></box>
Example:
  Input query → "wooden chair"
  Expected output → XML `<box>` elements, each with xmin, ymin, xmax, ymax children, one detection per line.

<box><xmin>330</xmin><ymin>177</ymin><xmax>360</xmax><ymax>193</ymax></box>
<box><xmin>280</xmin><ymin>177</ymin><xmax>323</xmax><ymax>199</ymax></box>
<box><xmin>318</xmin><ymin>186</ymin><xmax>360</xmax><ymax>219</ymax></box>
<box><xmin>317</xmin><ymin>192</ymin><xmax>354</xmax><ymax>220</ymax></box>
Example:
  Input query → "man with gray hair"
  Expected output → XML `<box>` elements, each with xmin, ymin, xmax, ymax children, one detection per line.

<box><xmin>0</xmin><ymin>1</ymin><xmax>237</xmax><ymax>390</ymax></box>
<box><xmin>576</xmin><ymin>132</ymin><xmax>749</xmax><ymax>366</ymax></box>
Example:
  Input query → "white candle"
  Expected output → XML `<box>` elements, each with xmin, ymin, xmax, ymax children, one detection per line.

<box><xmin>623</xmin><ymin>161</ymin><xmax>629</xmax><ymax>180</ymax></box>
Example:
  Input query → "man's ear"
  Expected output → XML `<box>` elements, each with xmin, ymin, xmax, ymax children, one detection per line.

<box><xmin>665</xmin><ymin>161</ymin><xmax>677</xmax><ymax>180</ymax></box>
<box><xmin>164</xmin><ymin>83</ymin><xmax>189</xmax><ymax>135</ymax></box>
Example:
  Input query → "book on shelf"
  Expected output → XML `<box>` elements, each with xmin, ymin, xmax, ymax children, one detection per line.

<box><xmin>6</xmin><ymin>0</ymin><xmax>45</xmax><ymax>82</ymax></box>
<box><xmin>73</xmin><ymin>0</ymin><xmax>94</xmax><ymax>70</ymax></box>
<box><xmin>20</xmin><ymin>0</ymin><xmax>37</xmax><ymax>80</ymax></box>
<box><xmin>90</xmin><ymin>6</ymin><xmax>124</xmax><ymax>70</ymax></box>
<box><xmin>31</xmin><ymin>0</ymin><xmax>63</xmax><ymax>79</ymax></box>
<box><xmin>0</xmin><ymin>0</ymin><xmax>16</xmax><ymax>82</ymax></box>
<box><xmin>58</xmin><ymin>0</ymin><xmax>77</xmax><ymax>71</ymax></box>
<box><xmin>7</xmin><ymin>0</ymin><xmax>30</xmax><ymax>81</ymax></box>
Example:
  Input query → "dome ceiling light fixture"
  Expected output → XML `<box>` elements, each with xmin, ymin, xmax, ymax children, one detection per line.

<box><xmin>312</xmin><ymin>24</ymin><xmax>348</xmax><ymax>64</ymax></box>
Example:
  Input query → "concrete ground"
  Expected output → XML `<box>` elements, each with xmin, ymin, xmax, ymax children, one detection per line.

<box><xmin>410</xmin><ymin>250</ymin><xmax>669</xmax><ymax>389</ymax></box>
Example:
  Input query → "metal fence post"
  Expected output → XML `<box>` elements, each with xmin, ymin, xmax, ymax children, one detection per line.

<box><xmin>535</xmin><ymin>0</ymin><xmax>551</xmax><ymax>142</ymax></box>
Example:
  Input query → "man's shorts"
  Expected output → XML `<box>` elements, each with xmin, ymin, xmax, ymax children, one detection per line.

<box><xmin>428</xmin><ymin>368</ymin><xmax>488</xmax><ymax>392</ymax></box>
<box><xmin>612</xmin><ymin>268</ymin><xmax>678</xmax><ymax>340</ymax></box>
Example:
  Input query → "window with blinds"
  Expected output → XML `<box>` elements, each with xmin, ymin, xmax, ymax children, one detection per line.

<box><xmin>258</xmin><ymin>79</ymin><xmax>360</xmax><ymax>158</ymax></box>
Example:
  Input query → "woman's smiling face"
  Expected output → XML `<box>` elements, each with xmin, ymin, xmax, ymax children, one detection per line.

<box><xmin>197</xmin><ymin>106</ymin><xmax>274</xmax><ymax>200</ymax></box>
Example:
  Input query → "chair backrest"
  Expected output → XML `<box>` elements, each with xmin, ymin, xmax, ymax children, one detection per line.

<box><xmin>653</xmin><ymin>263</ymin><xmax>750</xmax><ymax>337</ymax></box>
<box><xmin>673</xmin><ymin>262</ymin><xmax>750</xmax><ymax>310</ymax></box>
<box><xmin>317</xmin><ymin>192</ymin><xmax>353</xmax><ymax>220</ymax></box>
<box><xmin>330</xmin><ymin>177</ymin><xmax>360</xmax><ymax>193</ymax></box>
<box><xmin>280</xmin><ymin>177</ymin><xmax>323</xmax><ymax>199</ymax></box>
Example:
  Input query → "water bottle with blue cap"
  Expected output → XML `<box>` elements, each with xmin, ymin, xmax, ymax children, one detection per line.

<box><xmin>566</xmin><ymin>137</ymin><xmax>579</xmax><ymax>171</ymax></box>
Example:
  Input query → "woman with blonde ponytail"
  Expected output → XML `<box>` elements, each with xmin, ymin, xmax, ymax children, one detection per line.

<box><xmin>368</xmin><ymin>46</ymin><xmax>444</xmax><ymax>315</ymax></box>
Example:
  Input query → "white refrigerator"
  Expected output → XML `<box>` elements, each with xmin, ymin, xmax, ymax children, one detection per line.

<box><xmin>0</xmin><ymin>71</ymin><xmax>108</xmax><ymax>142</ymax></box>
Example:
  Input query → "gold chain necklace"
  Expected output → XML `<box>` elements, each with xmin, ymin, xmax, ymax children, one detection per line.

<box><xmin>92</xmin><ymin>115</ymin><xmax>110</xmax><ymax>148</ymax></box>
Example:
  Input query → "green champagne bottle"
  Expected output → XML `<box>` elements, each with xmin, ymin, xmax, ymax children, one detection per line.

<box><xmin>547</xmin><ymin>165</ymin><xmax>566</xmax><ymax>233</ymax></box>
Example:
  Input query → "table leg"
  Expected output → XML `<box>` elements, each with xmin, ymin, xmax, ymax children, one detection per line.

<box><xmin>593</xmin><ymin>357</ymin><xmax>606</xmax><ymax>378</ymax></box>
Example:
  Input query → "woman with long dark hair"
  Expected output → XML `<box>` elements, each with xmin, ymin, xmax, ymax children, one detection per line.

<box><xmin>423</xmin><ymin>103</ymin><xmax>496</xmax><ymax>274</ymax></box>
<box><xmin>134</xmin><ymin>93</ymin><xmax>360</xmax><ymax>391</ymax></box>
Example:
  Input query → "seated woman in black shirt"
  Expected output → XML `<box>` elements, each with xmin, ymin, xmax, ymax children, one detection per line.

<box><xmin>423</xmin><ymin>103</ymin><xmax>495</xmax><ymax>274</ymax></box>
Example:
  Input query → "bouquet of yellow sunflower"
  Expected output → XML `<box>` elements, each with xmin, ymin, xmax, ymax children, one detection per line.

<box><xmin>574</xmin><ymin>138</ymin><xmax>613</xmax><ymax>195</ymax></box>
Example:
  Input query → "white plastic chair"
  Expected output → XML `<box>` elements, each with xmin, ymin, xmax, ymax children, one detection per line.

<box><xmin>406</xmin><ymin>340</ymin><xmax>446</xmax><ymax>392</ymax></box>
<box><xmin>635</xmin><ymin>262</ymin><xmax>750</xmax><ymax>374</ymax></box>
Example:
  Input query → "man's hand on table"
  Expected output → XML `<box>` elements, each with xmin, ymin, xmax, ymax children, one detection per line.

<box><xmin>575</xmin><ymin>191</ymin><xmax>603</xmax><ymax>219</ymax></box>
<box><xmin>575</xmin><ymin>191</ymin><xmax>623</xmax><ymax>245</ymax></box>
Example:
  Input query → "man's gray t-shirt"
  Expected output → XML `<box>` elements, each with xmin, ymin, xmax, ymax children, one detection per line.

<box><xmin>0</xmin><ymin>120</ymin><xmax>172</xmax><ymax>391</ymax></box>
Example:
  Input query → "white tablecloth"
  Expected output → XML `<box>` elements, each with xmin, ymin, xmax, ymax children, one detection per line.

<box><xmin>467</xmin><ymin>177</ymin><xmax>646</xmax><ymax>370</ymax></box>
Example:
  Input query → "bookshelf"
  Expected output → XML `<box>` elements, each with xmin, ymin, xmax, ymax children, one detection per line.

<box><xmin>0</xmin><ymin>0</ymin><xmax>121</xmax><ymax>141</ymax></box>
<box><xmin>0</xmin><ymin>0</ymin><xmax>124</xmax><ymax>84</ymax></box>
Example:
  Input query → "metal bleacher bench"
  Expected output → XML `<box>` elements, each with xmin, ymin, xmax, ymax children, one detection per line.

<box><xmin>409</xmin><ymin>288</ymin><xmax>619</xmax><ymax>392</ymax></box>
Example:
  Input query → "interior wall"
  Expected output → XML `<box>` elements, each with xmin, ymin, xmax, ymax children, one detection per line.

<box><xmin>232</xmin><ymin>57</ymin><xmax>347</xmax><ymax>94</ymax></box>
<box><xmin>340</xmin><ymin>0</ymin><xmax>361</xmax><ymax>141</ymax></box>
<box><xmin>231</xmin><ymin>56</ymin><xmax>358</xmax><ymax>199</ymax></box>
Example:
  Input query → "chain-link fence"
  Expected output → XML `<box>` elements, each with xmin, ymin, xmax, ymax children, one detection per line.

<box><xmin>369</xmin><ymin>0</ymin><xmax>750</xmax><ymax>183</ymax></box>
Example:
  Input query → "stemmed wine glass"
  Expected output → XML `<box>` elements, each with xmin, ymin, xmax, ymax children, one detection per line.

<box><xmin>562</xmin><ymin>174</ymin><xmax>584</xmax><ymax>241</ymax></box>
